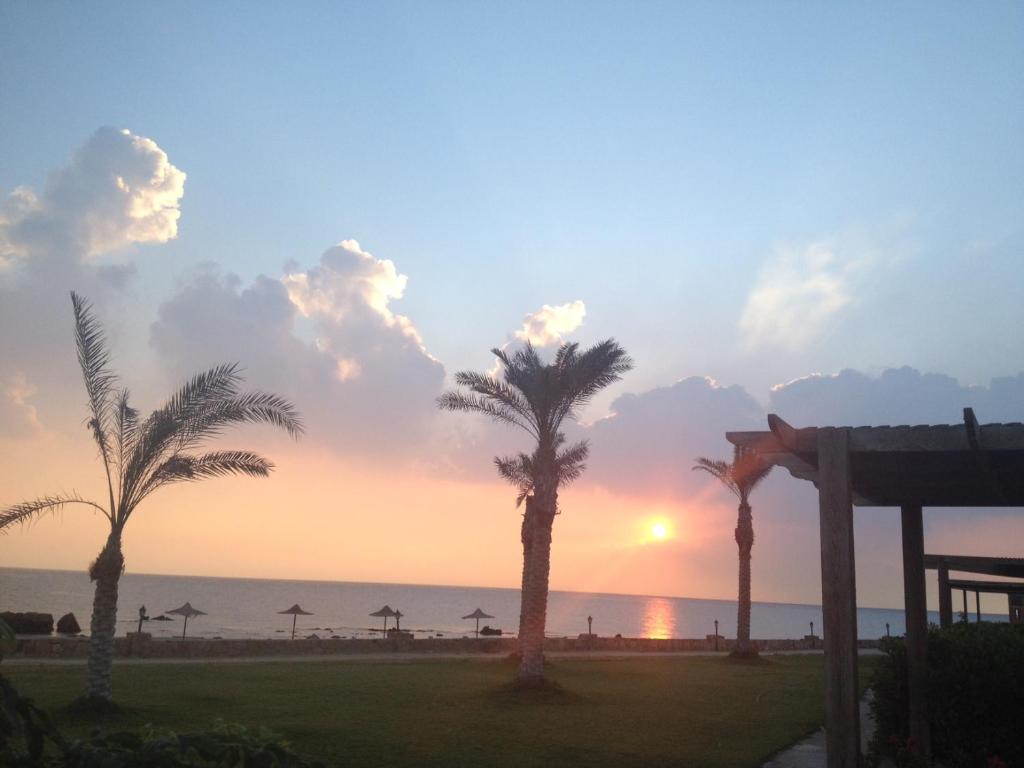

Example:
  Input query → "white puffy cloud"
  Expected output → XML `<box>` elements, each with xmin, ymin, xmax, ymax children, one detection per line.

<box><xmin>515</xmin><ymin>300</ymin><xmax>586</xmax><ymax>346</ymax></box>
<box><xmin>0</xmin><ymin>126</ymin><xmax>185</xmax><ymax>264</ymax></box>
<box><xmin>283</xmin><ymin>240</ymin><xmax>427</xmax><ymax>352</ymax></box>
<box><xmin>150</xmin><ymin>243</ymin><xmax>446</xmax><ymax>459</ymax></box>
<box><xmin>739</xmin><ymin>241</ymin><xmax>874</xmax><ymax>352</ymax></box>
<box><xmin>0</xmin><ymin>128</ymin><xmax>186</xmax><ymax>432</ymax></box>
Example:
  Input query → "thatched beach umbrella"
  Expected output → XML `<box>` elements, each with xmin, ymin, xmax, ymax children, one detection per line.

<box><xmin>462</xmin><ymin>608</ymin><xmax>494</xmax><ymax>638</ymax></box>
<box><xmin>369</xmin><ymin>605</ymin><xmax>397</xmax><ymax>635</ymax></box>
<box><xmin>166</xmin><ymin>602</ymin><xmax>207</xmax><ymax>640</ymax></box>
<box><xmin>278</xmin><ymin>604</ymin><xmax>314</xmax><ymax>640</ymax></box>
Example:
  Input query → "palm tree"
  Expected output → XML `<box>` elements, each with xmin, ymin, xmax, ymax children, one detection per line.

<box><xmin>0</xmin><ymin>293</ymin><xmax>302</xmax><ymax>703</ymax></box>
<box><xmin>439</xmin><ymin>341</ymin><xmax>632</xmax><ymax>682</ymax></box>
<box><xmin>692</xmin><ymin>445</ymin><xmax>771</xmax><ymax>657</ymax></box>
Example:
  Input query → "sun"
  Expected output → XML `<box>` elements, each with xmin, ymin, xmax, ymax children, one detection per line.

<box><xmin>651</xmin><ymin>522</ymin><xmax>669</xmax><ymax>540</ymax></box>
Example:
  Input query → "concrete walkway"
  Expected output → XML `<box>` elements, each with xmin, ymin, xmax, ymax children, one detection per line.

<box><xmin>762</xmin><ymin>692</ymin><xmax>882</xmax><ymax>768</ymax></box>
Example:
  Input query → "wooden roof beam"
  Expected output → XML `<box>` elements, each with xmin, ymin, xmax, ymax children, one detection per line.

<box><xmin>947</xmin><ymin>578</ymin><xmax>1024</xmax><ymax>595</ymax></box>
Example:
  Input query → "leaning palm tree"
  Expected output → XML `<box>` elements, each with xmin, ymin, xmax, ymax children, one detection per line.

<box><xmin>0</xmin><ymin>293</ymin><xmax>302</xmax><ymax>703</ymax></box>
<box><xmin>692</xmin><ymin>445</ymin><xmax>771</xmax><ymax>657</ymax></box>
<box><xmin>439</xmin><ymin>340</ymin><xmax>632</xmax><ymax>682</ymax></box>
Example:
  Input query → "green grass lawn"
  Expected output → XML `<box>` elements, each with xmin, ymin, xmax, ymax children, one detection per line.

<box><xmin>6</xmin><ymin>655</ymin><xmax>879</xmax><ymax>768</ymax></box>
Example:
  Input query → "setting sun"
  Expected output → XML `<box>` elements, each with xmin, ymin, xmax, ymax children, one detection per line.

<box><xmin>643</xmin><ymin>517</ymin><xmax>674</xmax><ymax>544</ymax></box>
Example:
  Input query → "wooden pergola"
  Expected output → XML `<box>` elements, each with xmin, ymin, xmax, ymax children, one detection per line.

<box><xmin>923</xmin><ymin>553</ymin><xmax>1024</xmax><ymax>626</ymax></box>
<box><xmin>945</xmin><ymin>577</ymin><xmax>1024</xmax><ymax>622</ymax></box>
<box><xmin>726</xmin><ymin>408</ymin><xmax>1024</xmax><ymax>768</ymax></box>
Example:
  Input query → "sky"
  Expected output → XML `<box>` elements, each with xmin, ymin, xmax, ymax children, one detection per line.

<box><xmin>1</xmin><ymin>1</ymin><xmax>1023</xmax><ymax>612</ymax></box>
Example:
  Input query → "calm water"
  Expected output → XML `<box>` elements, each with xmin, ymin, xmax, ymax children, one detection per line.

<box><xmin>0</xmin><ymin>567</ymin><xmax>1002</xmax><ymax>640</ymax></box>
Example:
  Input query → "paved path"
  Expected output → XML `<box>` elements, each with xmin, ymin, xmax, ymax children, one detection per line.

<box><xmin>762</xmin><ymin>693</ymin><xmax>886</xmax><ymax>768</ymax></box>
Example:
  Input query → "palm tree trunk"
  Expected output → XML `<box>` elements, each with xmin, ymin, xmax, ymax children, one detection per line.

<box><xmin>86</xmin><ymin>531</ymin><xmax>124</xmax><ymax>701</ymax></box>
<box><xmin>518</xmin><ymin>498</ymin><xmax>534</xmax><ymax>644</ymax></box>
<box><xmin>518</xmin><ymin>518</ymin><xmax>552</xmax><ymax>681</ymax></box>
<box><xmin>734</xmin><ymin>500</ymin><xmax>755</xmax><ymax>656</ymax></box>
<box><xmin>518</xmin><ymin>492</ymin><xmax>556</xmax><ymax>682</ymax></box>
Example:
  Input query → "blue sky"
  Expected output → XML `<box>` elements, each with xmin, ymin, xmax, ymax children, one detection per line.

<box><xmin>1</xmin><ymin>2</ymin><xmax>1023</xmax><ymax>604</ymax></box>
<box><xmin>3</xmin><ymin>1</ymin><xmax>1022</xmax><ymax>397</ymax></box>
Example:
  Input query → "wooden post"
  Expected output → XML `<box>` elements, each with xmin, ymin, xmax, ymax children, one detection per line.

<box><xmin>976</xmin><ymin>591</ymin><xmax>981</xmax><ymax>622</ymax></box>
<box><xmin>962</xmin><ymin>589</ymin><xmax>968</xmax><ymax>623</ymax></box>
<box><xmin>938</xmin><ymin>565</ymin><xmax>953</xmax><ymax>628</ymax></box>
<box><xmin>900</xmin><ymin>504</ymin><xmax>930</xmax><ymax>759</ymax></box>
<box><xmin>817</xmin><ymin>428</ymin><xmax>860</xmax><ymax>768</ymax></box>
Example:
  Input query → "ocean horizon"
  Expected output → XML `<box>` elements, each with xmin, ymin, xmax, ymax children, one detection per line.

<box><xmin>1</xmin><ymin>566</ymin><xmax>1005</xmax><ymax>641</ymax></box>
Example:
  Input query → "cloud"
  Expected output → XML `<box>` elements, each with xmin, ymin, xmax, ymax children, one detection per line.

<box><xmin>0</xmin><ymin>126</ymin><xmax>185</xmax><ymax>264</ymax></box>
<box><xmin>769</xmin><ymin>366</ymin><xmax>1024</xmax><ymax>427</ymax></box>
<box><xmin>738</xmin><ymin>241</ymin><xmax>874</xmax><ymax>352</ymax></box>
<box><xmin>0</xmin><ymin>373</ymin><xmax>43</xmax><ymax>438</ymax></box>
<box><xmin>478</xmin><ymin>300</ymin><xmax>588</xmax><ymax>380</ymax></box>
<box><xmin>0</xmin><ymin>128</ymin><xmax>186</xmax><ymax>432</ymax></box>
<box><xmin>150</xmin><ymin>243</ymin><xmax>446</xmax><ymax>459</ymax></box>
<box><xmin>582</xmin><ymin>376</ymin><xmax>765</xmax><ymax>499</ymax></box>
<box><xmin>283</xmin><ymin>240</ymin><xmax>427</xmax><ymax>352</ymax></box>
<box><xmin>515</xmin><ymin>300</ymin><xmax>586</xmax><ymax>346</ymax></box>
<box><xmin>572</xmin><ymin>366</ymin><xmax>1024</xmax><ymax>502</ymax></box>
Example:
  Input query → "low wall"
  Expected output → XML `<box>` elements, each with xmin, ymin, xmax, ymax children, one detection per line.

<box><xmin>12</xmin><ymin>634</ymin><xmax>881</xmax><ymax>659</ymax></box>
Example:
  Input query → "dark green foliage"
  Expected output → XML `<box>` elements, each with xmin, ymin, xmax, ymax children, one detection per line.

<box><xmin>58</xmin><ymin>721</ymin><xmax>327</xmax><ymax>768</ymax></box>
<box><xmin>0</xmin><ymin>619</ymin><xmax>17</xmax><ymax>658</ymax></box>
<box><xmin>869</xmin><ymin>622</ymin><xmax>1024</xmax><ymax>767</ymax></box>
<box><xmin>1</xmin><ymin>672</ymin><xmax>324</xmax><ymax>767</ymax></box>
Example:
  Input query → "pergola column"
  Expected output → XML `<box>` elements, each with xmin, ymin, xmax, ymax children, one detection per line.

<box><xmin>900</xmin><ymin>504</ymin><xmax>930</xmax><ymax>759</ymax></box>
<box><xmin>816</xmin><ymin>427</ymin><xmax>860</xmax><ymax>768</ymax></box>
<box><xmin>938</xmin><ymin>565</ymin><xmax>953</xmax><ymax>628</ymax></box>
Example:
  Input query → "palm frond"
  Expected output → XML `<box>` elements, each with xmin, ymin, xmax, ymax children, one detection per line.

<box><xmin>556</xmin><ymin>339</ymin><xmax>633</xmax><ymax>423</ymax></box>
<box><xmin>453</xmin><ymin>371</ymin><xmax>535</xmax><ymax>427</ymax></box>
<box><xmin>0</xmin><ymin>494</ymin><xmax>109</xmax><ymax>531</ymax></box>
<box><xmin>121</xmin><ymin>369</ymin><xmax>301</xmax><ymax>515</ymax></box>
<box><xmin>442</xmin><ymin>339</ymin><xmax>631</xmax><ymax>504</ymax></box>
<box><xmin>555</xmin><ymin>439</ymin><xmax>589</xmax><ymax>486</ymax></box>
<box><xmin>121</xmin><ymin>364</ymin><xmax>244</xmax><ymax>491</ymax></box>
<box><xmin>149</xmin><ymin>450</ymin><xmax>274</xmax><ymax>487</ymax></box>
<box><xmin>114</xmin><ymin>388</ymin><xmax>139</xmax><ymax>471</ymax></box>
<box><xmin>692</xmin><ymin>448</ymin><xmax>772</xmax><ymax>500</ymax></box>
<box><xmin>732</xmin><ymin>447</ymin><xmax>772</xmax><ymax>496</ymax></box>
<box><xmin>554</xmin><ymin>342</ymin><xmax>579</xmax><ymax>371</ymax></box>
<box><xmin>176</xmin><ymin>391</ymin><xmax>303</xmax><ymax>448</ymax></box>
<box><xmin>71</xmin><ymin>293</ymin><xmax>118</xmax><ymax>512</ymax></box>
<box><xmin>437</xmin><ymin>391</ymin><xmax>534</xmax><ymax>435</ymax></box>
<box><xmin>495</xmin><ymin>453</ymin><xmax>535</xmax><ymax>507</ymax></box>
<box><xmin>70</xmin><ymin>292</ymin><xmax>117</xmax><ymax>438</ymax></box>
<box><xmin>692</xmin><ymin>456</ymin><xmax>741</xmax><ymax>497</ymax></box>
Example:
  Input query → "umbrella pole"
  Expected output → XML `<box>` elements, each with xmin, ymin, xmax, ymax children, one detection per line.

<box><xmin>292</xmin><ymin>614</ymin><xmax>297</xmax><ymax>640</ymax></box>
<box><xmin>476</xmin><ymin>618</ymin><xmax>480</xmax><ymax>638</ymax></box>
<box><xmin>182</xmin><ymin>615</ymin><xmax>188</xmax><ymax>640</ymax></box>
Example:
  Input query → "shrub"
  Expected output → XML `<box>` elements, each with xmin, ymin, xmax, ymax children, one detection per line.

<box><xmin>1</xmin><ymin>672</ymin><xmax>326</xmax><ymax>767</ymax></box>
<box><xmin>869</xmin><ymin>622</ymin><xmax>1024</xmax><ymax>767</ymax></box>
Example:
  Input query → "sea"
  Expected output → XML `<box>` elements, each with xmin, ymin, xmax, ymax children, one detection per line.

<box><xmin>0</xmin><ymin>567</ymin><xmax>1006</xmax><ymax>641</ymax></box>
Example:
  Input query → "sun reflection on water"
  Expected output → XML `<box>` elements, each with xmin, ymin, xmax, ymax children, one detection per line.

<box><xmin>641</xmin><ymin>597</ymin><xmax>677</xmax><ymax>639</ymax></box>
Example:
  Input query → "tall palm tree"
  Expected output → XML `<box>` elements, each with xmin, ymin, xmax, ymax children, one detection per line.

<box><xmin>0</xmin><ymin>293</ymin><xmax>302</xmax><ymax>703</ymax></box>
<box><xmin>692</xmin><ymin>445</ymin><xmax>771</xmax><ymax>657</ymax></box>
<box><xmin>439</xmin><ymin>340</ymin><xmax>632</xmax><ymax>682</ymax></box>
